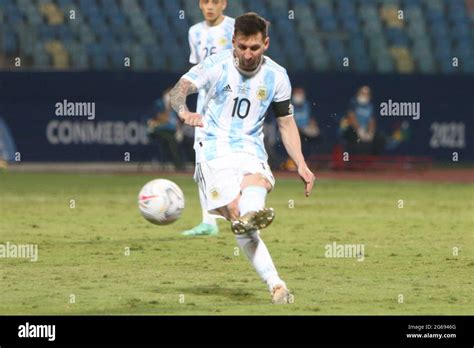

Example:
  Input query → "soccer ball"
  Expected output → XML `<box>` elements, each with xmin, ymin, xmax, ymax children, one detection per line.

<box><xmin>138</xmin><ymin>179</ymin><xmax>185</xmax><ymax>225</ymax></box>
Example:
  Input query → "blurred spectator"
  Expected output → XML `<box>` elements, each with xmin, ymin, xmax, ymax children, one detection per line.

<box><xmin>340</xmin><ymin>86</ymin><xmax>384</xmax><ymax>155</ymax></box>
<box><xmin>0</xmin><ymin>116</ymin><xmax>17</xmax><ymax>169</ymax></box>
<box><xmin>147</xmin><ymin>88</ymin><xmax>184</xmax><ymax>170</ymax></box>
<box><xmin>282</xmin><ymin>87</ymin><xmax>320</xmax><ymax>170</ymax></box>
<box><xmin>293</xmin><ymin>87</ymin><xmax>320</xmax><ymax>150</ymax></box>
<box><xmin>386</xmin><ymin>121</ymin><xmax>411</xmax><ymax>150</ymax></box>
<box><xmin>176</xmin><ymin>120</ymin><xmax>195</xmax><ymax>163</ymax></box>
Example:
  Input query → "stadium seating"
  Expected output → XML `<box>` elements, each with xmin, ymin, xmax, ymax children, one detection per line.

<box><xmin>0</xmin><ymin>0</ymin><xmax>472</xmax><ymax>73</ymax></box>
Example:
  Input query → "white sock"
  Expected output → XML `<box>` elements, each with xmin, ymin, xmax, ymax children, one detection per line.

<box><xmin>236</xmin><ymin>230</ymin><xmax>285</xmax><ymax>291</ymax></box>
<box><xmin>238</xmin><ymin>186</ymin><xmax>267</xmax><ymax>216</ymax></box>
<box><xmin>202</xmin><ymin>208</ymin><xmax>217</xmax><ymax>225</ymax></box>
<box><xmin>199</xmin><ymin>187</ymin><xmax>217</xmax><ymax>225</ymax></box>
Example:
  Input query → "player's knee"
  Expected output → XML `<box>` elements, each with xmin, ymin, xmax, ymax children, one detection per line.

<box><xmin>255</xmin><ymin>175</ymin><xmax>272</xmax><ymax>191</ymax></box>
<box><xmin>243</xmin><ymin>173</ymin><xmax>272</xmax><ymax>191</ymax></box>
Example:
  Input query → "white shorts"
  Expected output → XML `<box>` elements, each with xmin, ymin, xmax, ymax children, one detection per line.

<box><xmin>194</xmin><ymin>153</ymin><xmax>275</xmax><ymax>211</ymax></box>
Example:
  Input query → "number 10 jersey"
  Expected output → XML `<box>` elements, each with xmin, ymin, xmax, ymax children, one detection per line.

<box><xmin>182</xmin><ymin>49</ymin><xmax>292</xmax><ymax>163</ymax></box>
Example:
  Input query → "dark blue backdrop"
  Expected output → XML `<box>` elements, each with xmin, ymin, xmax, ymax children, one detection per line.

<box><xmin>0</xmin><ymin>72</ymin><xmax>472</xmax><ymax>162</ymax></box>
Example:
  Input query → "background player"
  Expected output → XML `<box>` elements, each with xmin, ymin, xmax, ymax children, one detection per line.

<box><xmin>182</xmin><ymin>0</ymin><xmax>236</xmax><ymax>237</ymax></box>
<box><xmin>170</xmin><ymin>13</ymin><xmax>315</xmax><ymax>303</ymax></box>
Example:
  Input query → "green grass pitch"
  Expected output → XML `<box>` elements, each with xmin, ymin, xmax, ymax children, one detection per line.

<box><xmin>0</xmin><ymin>172</ymin><xmax>472</xmax><ymax>315</ymax></box>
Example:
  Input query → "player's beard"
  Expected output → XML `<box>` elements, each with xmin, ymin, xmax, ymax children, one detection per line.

<box><xmin>233</xmin><ymin>52</ymin><xmax>264</xmax><ymax>77</ymax></box>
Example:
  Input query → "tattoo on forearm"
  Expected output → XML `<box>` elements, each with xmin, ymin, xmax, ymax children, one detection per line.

<box><xmin>169</xmin><ymin>79</ymin><xmax>198</xmax><ymax>115</ymax></box>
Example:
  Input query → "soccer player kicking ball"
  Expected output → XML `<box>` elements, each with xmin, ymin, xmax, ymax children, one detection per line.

<box><xmin>170</xmin><ymin>13</ymin><xmax>315</xmax><ymax>304</ymax></box>
<box><xmin>183</xmin><ymin>0</ymin><xmax>235</xmax><ymax>237</ymax></box>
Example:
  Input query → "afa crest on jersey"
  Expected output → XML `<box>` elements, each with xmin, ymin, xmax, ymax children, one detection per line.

<box><xmin>218</xmin><ymin>37</ymin><xmax>228</xmax><ymax>46</ymax></box>
<box><xmin>257</xmin><ymin>86</ymin><xmax>267</xmax><ymax>100</ymax></box>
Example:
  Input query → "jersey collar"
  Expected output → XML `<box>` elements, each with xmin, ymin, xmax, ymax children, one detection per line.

<box><xmin>204</xmin><ymin>15</ymin><xmax>227</xmax><ymax>29</ymax></box>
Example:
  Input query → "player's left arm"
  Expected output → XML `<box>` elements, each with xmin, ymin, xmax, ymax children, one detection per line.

<box><xmin>273</xmin><ymin>72</ymin><xmax>315</xmax><ymax>196</ymax></box>
<box><xmin>276</xmin><ymin>114</ymin><xmax>316</xmax><ymax>197</ymax></box>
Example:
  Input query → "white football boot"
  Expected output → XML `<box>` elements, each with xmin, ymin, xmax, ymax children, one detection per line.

<box><xmin>271</xmin><ymin>284</ymin><xmax>291</xmax><ymax>304</ymax></box>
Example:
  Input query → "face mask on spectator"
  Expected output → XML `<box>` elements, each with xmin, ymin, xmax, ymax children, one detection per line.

<box><xmin>292</xmin><ymin>93</ymin><xmax>306</xmax><ymax>106</ymax></box>
<box><xmin>357</xmin><ymin>95</ymin><xmax>369</xmax><ymax>105</ymax></box>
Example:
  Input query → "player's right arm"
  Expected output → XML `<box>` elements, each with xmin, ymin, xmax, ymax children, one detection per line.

<box><xmin>170</xmin><ymin>56</ymin><xmax>218</xmax><ymax>127</ymax></box>
<box><xmin>169</xmin><ymin>78</ymin><xmax>203</xmax><ymax>127</ymax></box>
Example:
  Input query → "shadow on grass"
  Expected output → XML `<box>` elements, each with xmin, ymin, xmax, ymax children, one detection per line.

<box><xmin>162</xmin><ymin>284</ymin><xmax>259</xmax><ymax>302</ymax></box>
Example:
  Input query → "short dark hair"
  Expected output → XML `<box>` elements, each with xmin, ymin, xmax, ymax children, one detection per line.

<box><xmin>234</xmin><ymin>12</ymin><xmax>269</xmax><ymax>39</ymax></box>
